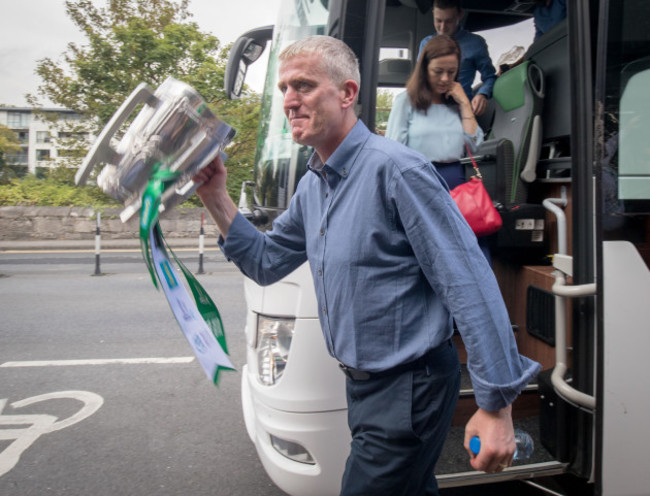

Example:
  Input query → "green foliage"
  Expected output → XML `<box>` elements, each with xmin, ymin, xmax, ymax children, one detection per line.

<box><xmin>0</xmin><ymin>125</ymin><xmax>21</xmax><ymax>155</ymax></box>
<box><xmin>375</xmin><ymin>90</ymin><xmax>395</xmax><ymax>133</ymax></box>
<box><xmin>27</xmin><ymin>0</ymin><xmax>252</xmax><ymax>134</ymax></box>
<box><xmin>19</xmin><ymin>0</ymin><xmax>260</xmax><ymax>206</ymax></box>
<box><xmin>224</xmin><ymin>160</ymin><xmax>254</xmax><ymax>203</ymax></box>
<box><xmin>0</xmin><ymin>174</ymin><xmax>121</xmax><ymax>207</ymax></box>
<box><xmin>0</xmin><ymin>165</ymin><xmax>18</xmax><ymax>186</ymax></box>
<box><xmin>0</xmin><ymin>162</ymin><xmax>249</xmax><ymax>208</ymax></box>
<box><xmin>29</xmin><ymin>0</ymin><xmax>204</xmax><ymax>127</ymax></box>
<box><xmin>44</xmin><ymin>166</ymin><xmax>78</xmax><ymax>185</ymax></box>
<box><xmin>0</xmin><ymin>125</ymin><xmax>22</xmax><ymax>184</ymax></box>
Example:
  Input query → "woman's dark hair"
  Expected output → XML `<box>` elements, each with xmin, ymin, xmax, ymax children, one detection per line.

<box><xmin>406</xmin><ymin>34</ymin><xmax>461</xmax><ymax>112</ymax></box>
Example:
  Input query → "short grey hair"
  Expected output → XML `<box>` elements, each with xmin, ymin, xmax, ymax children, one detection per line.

<box><xmin>279</xmin><ymin>35</ymin><xmax>361</xmax><ymax>89</ymax></box>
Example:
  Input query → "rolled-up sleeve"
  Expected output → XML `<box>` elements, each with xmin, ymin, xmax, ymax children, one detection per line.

<box><xmin>390</xmin><ymin>160</ymin><xmax>541</xmax><ymax>411</ymax></box>
<box><xmin>464</xmin><ymin>124</ymin><xmax>484</xmax><ymax>153</ymax></box>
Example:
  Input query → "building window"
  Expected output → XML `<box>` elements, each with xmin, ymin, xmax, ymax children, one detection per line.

<box><xmin>7</xmin><ymin>150</ymin><xmax>28</xmax><ymax>165</ymax></box>
<box><xmin>18</xmin><ymin>131</ymin><xmax>29</xmax><ymax>144</ymax></box>
<box><xmin>36</xmin><ymin>149</ymin><xmax>51</xmax><ymax>161</ymax></box>
<box><xmin>6</xmin><ymin>112</ymin><xmax>31</xmax><ymax>128</ymax></box>
<box><xmin>36</xmin><ymin>131</ymin><xmax>51</xmax><ymax>143</ymax></box>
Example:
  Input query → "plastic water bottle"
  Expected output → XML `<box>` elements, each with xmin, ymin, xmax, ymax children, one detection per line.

<box><xmin>469</xmin><ymin>428</ymin><xmax>534</xmax><ymax>460</ymax></box>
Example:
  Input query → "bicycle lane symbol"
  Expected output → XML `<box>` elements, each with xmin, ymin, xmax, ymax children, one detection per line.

<box><xmin>0</xmin><ymin>390</ymin><xmax>104</xmax><ymax>477</ymax></box>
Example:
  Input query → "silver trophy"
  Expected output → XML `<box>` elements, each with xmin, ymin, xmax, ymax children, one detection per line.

<box><xmin>75</xmin><ymin>77</ymin><xmax>236</xmax><ymax>222</ymax></box>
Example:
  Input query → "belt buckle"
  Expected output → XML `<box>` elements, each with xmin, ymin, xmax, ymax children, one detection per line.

<box><xmin>338</xmin><ymin>363</ymin><xmax>371</xmax><ymax>381</ymax></box>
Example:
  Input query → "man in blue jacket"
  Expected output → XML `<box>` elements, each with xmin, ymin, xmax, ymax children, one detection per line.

<box><xmin>418</xmin><ymin>0</ymin><xmax>496</xmax><ymax>116</ymax></box>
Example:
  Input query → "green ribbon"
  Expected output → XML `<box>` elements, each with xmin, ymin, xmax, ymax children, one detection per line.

<box><xmin>139</xmin><ymin>164</ymin><xmax>232</xmax><ymax>383</ymax></box>
<box><xmin>140</xmin><ymin>164</ymin><xmax>181</xmax><ymax>287</ymax></box>
<box><xmin>162</xmin><ymin>231</ymin><xmax>229</xmax><ymax>354</ymax></box>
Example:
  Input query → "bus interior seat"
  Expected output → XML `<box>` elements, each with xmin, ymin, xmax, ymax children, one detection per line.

<box><xmin>525</xmin><ymin>18</ymin><xmax>572</xmax><ymax>180</ymax></box>
<box><xmin>471</xmin><ymin>60</ymin><xmax>545</xmax><ymax>205</ymax></box>
<box><xmin>378</xmin><ymin>58</ymin><xmax>413</xmax><ymax>87</ymax></box>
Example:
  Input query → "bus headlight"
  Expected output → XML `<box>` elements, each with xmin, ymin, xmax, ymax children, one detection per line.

<box><xmin>257</xmin><ymin>315</ymin><xmax>295</xmax><ymax>385</ymax></box>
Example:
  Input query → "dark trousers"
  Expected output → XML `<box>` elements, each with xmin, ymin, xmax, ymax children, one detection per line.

<box><xmin>339</xmin><ymin>340</ymin><xmax>461</xmax><ymax>496</ymax></box>
<box><xmin>434</xmin><ymin>161</ymin><xmax>465</xmax><ymax>190</ymax></box>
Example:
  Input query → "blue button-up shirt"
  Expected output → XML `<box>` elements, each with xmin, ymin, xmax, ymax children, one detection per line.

<box><xmin>220</xmin><ymin>120</ymin><xmax>540</xmax><ymax>411</ymax></box>
<box><xmin>534</xmin><ymin>0</ymin><xmax>566</xmax><ymax>40</ymax></box>
<box><xmin>418</xmin><ymin>29</ymin><xmax>497</xmax><ymax>100</ymax></box>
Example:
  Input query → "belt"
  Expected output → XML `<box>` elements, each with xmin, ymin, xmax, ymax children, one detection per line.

<box><xmin>432</xmin><ymin>160</ymin><xmax>462</xmax><ymax>166</ymax></box>
<box><xmin>338</xmin><ymin>339</ymin><xmax>451</xmax><ymax>381</ymax></box>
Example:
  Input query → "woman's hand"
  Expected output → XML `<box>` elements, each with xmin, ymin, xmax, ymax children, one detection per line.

<box><xmin>446</xmin><ymin>82</ymin><xmax>478</xmax><ymax>134</ymax></box>
<box><xmin>445</xmin><ymin>81</ymin><xmax>470</xmax><ymax>106</ymax></box>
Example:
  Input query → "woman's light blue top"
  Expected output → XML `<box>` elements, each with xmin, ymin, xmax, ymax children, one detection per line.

<box><xmin>386</xmin><ymin>91</ymin><xmax>484</xmax><ymax>162</ymax></box>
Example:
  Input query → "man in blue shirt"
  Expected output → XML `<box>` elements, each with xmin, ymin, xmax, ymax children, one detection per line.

<box><xmin>533</xmin><ymin>0</ymin><xmax>567</xmax><ymax>40</ymax></box>
<box><xmin>418</xmin><ymin>0</ymin><xmax>497</xmax><ymax>116</ymax></box>
<box><xmin>194</xmin><ymin>35</ymin><xmax>539</xmax><ymax>495</ymax></box>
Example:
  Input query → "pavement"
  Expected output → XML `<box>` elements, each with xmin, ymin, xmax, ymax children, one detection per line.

<box><xmin>0</xmin><ymin>236</ymin><xmax>215</xmax><ymax>252</ymax></box>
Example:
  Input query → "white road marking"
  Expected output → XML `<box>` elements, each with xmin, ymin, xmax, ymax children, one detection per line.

<box><xmin>0</xmin><ymin>357</ymin><xmax>195</xmax><ymax>367</ymax></box>
<box><xmin>0</xmin><ymin>391</ymin><xmax>104</xmax><ymax>477</ymax></box>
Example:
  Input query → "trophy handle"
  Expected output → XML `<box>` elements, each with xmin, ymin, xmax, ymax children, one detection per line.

<box><xmin>75</xmin><ymin>83</ymin><xmax>159</xmax><ymax>186</ymax></box>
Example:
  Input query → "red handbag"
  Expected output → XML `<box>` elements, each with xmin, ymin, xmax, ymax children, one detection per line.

<box><xmin>450</xmin><ymin>146</ymin><xmax>502</xmax><ymax>237</ymax></box>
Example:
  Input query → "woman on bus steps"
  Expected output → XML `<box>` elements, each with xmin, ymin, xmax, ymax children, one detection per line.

<box><xmin>386</xmin><ymin>34</ymin><xmax>490</xmax><ymax>261</ymax></box>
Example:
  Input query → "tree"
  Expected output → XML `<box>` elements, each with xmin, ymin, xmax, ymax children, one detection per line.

<box><xmin>0</xmin><ymin>124</ymin><xmax>21</xmax><ymax>184</ymax></box>
<box><xmin>28</xmin><ymin>0</ymin><xmax>260</xmax><ymax>201</ymax></box>
<box><xmin>375</xmin><ymin>89</ymin><xmax>395</xmax><ymax>135</ymax></box>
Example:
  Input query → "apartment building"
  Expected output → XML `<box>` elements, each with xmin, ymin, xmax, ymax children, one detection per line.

<box><xmin>0</xmin><ymin>106</ymin><xmax>92</xmax><ymax>175</ymax></box>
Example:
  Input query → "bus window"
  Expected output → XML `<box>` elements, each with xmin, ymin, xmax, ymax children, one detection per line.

<box><xmin>600</xmin><ymin>0</ymin><xmax>650</xmax><ymax>265</ymax></box>
<box><xmin>618</xmin><ymin>61</ymin><xmax>650</xmax><ymax>201</ymax></box>
<box><xmin>251</xmin><ymin>0</ymin><xmax>329</xmax><ymax>213</ymax></box>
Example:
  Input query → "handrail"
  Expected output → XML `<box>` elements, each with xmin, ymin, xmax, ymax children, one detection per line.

<box><xmin>542</xmin><ymin>193</ymin><xmax>568</xmax><ymax>254</ymax></box>
<box><xmin>544</xmin><ymin>188</ymin><xmax>596</xmax><ymax>410</ymax></box>
<box><xmin>550</xmin><ymin>271</ymin><xmax>596</xmax><ymax>410</ymax></box>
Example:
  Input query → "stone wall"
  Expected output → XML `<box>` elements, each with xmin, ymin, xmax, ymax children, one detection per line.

<box><xmin>0</xmin><ymin>206</ymin><xmax>218</xmax><ymax>241</ymax></box>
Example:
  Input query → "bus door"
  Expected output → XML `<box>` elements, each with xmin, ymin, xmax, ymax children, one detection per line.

<box><xmin>596</xmin><ymin>1</ymin><xmax>650</xmax><ymax>494</ymax></box>
<box><xmin>371</xmin><ymin>1</ymin><xmax>574</xmax><ymax>488</ymax></box>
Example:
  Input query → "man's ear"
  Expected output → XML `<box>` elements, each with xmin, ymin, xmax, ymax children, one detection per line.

<box><xmin>340</xmin><ymin>79</ymin><xmax>359</xmax><ymax>109</ymax></box>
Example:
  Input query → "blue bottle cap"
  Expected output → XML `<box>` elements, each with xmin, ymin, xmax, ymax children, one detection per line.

<box><xmin>470</xmin><ymin>435</ymin><xmax>481</xmax><ymax>455</ymax></box>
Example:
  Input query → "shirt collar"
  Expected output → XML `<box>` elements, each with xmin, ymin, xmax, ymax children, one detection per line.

<box><xmin>307</xmin><ymin>119</ymin><xmax>369</xmax><ymax>181</ymax></box>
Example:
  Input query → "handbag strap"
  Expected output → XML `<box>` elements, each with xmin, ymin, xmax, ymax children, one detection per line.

<box><xmin>464</xmin><ymin>144</ymin><xmax>483</xmax><ymax>180</ymax></box>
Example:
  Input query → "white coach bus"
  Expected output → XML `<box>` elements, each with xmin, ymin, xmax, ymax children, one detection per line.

<box><xmin>224</xmin><ymin>1</ymin><xmax>650</xmax><ymax>494</ymax></box>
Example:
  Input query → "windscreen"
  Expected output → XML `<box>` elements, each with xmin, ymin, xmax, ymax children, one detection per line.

<box><xmin>253</xmin><ymin>0</ymin><xmax>330</xmax><ymax>212</ymax></box>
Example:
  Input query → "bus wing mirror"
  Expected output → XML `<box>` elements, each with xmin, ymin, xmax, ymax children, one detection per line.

<box><xmin>225</xmin><ymin>25</ymin><xmax>274</xmax><ymax>99</ymax></box>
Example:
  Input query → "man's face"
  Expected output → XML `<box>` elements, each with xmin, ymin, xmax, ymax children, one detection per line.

<box><xmin>278</xmin><ymin>53</ymin><xmax>348</xmax><ymax>156</ymax></box>
<box><xmin>433</xmin><ymin>7</ymin><xmax>462</xmax><ymax>36</ymax></box>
